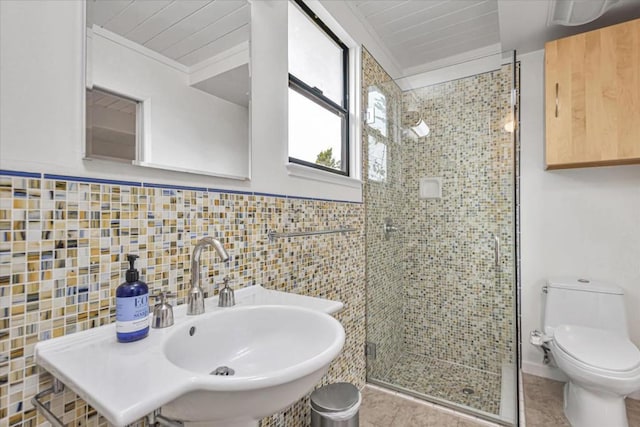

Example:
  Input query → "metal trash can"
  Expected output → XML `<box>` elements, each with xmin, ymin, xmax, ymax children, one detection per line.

<box><xmin>310</xmin><ymin>382</ymin><xmax>361</xmax><ymax>427</ymax></box>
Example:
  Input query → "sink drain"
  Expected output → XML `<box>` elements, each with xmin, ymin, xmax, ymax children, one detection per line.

<box><xmin>210</xmin><ymin>366</ymin><xmax>235</xmax><ymax>376</ymax></box>
<box><xmin>462</xmin><ymin>388</ymin><xmax>475</xmax><ymax>395</ymax></box>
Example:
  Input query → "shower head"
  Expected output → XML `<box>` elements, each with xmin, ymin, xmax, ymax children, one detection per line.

<box><xmin>411</xmin><ymin>119</ymin><xmax>430</xmax><ymax>137</ymax></box>
<box><xmin>404</xmin><ymin>111</ymin><xmax>430</xmax><ymax>138</ymax></box>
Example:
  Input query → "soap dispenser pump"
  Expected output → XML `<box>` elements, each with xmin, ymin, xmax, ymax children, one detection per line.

<box><xmin>116</xmin><ymin>255</ymin><xmax>149</xmax><ymax>342</ymax></box>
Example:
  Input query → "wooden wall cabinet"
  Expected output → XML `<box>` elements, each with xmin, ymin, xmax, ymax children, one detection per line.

<box><xmin>545</xmin><ymin>18</ymin><xmax>640</xmax><ymax>169</ymax></box>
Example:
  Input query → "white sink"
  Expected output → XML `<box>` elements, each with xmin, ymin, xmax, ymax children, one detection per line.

<box><xmin>161</xmin><ymin>305</ymin><xmax>345</xmax><ymax>425</ymax></box>
<box><xmin>34</xmin><ymin>285</ymin><xmax>345</xmax><ymax>427</ymax></box>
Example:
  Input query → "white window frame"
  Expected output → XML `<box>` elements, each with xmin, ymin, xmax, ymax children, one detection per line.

<box><xmin>286</xmin><ymin>0</ymin><xmax>362</xmax><ymax>188</ymax></box>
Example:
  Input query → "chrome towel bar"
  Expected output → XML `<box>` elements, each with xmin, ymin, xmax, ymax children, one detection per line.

<box><xmin>267</xmin><ymin>227</ymin><xmax>356</xmax><ymax>242</ymax></box>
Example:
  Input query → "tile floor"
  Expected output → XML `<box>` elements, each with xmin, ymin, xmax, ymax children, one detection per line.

<box><xmin>360</xmin><ymin>385</ymin><xmax>496</xmax><ymax>427</ymax></box>
<box><xmin>361</xmin><ymin>372</ymin><xmax>640</xmax><ymax>427</ymax></box>
<box><xmin>523</xmin><ymin>373</ymin><xmax>640</xmax><ymax>427</ymax></box>
<box><xmin>372</xmin><ymin>352</ymin><xmax>502</xmax><ymax>415</ymax></box>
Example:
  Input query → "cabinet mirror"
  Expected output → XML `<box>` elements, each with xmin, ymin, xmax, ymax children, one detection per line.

<box><xmin>85</xmin><ymin>0</ymin><xmax>251</xmax><ymax>180</ymax></box>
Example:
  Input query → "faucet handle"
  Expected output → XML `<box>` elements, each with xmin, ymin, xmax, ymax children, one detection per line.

<box><xmin>218</xmin><ymin>276</ymin><xmax>235</xmax><ymax>308</ymax></box>
<box><xmin>151</xmin><ymin>290</ymin><xmax>177</xmax><ymax>300</ymax></box>
<box><xmin>151</xmin><ymin>290</ymin><xmax>176</xmax><ymax>299</ymax></box>
<box><xmin>151</xmin><ymin>291</ymin><xmax>176</xmax><ymax>328</ymax></box>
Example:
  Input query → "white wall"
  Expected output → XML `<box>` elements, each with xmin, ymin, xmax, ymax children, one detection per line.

<box><xmin>92</xmin><ymin>29</ymin><xmax>249</xmax><ymax>178</ymax></box>
<box><xmin>0</xmin><ymin>0</ymin><xmax>362</xmax><ymax>202</ymax></box>
<box><xmin>520</xmin><ymin>49</ymin><xmax>640</xmax><ymax>378</ymax></box>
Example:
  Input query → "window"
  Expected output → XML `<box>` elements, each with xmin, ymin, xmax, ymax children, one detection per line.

<box><xmin>367</xmin><ymin>87</ymin><xmax>388</xmax><ymax>182</ymax></box>
<box><xmin>288</xmin><ymin>0</ymin><xmax>349</xmax><ymax>175</ymax></box>
<box><xmin>367</xmin><ymin>87</ymin><xmax>387</xmax><ymax>137</ymax></box>
<box><xmin>85</xmin><ymin>88</ymin><xmax>139</xmax><ymax>163</ymax></box>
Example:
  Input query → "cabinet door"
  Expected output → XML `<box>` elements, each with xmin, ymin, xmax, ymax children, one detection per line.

<box><xmin>545</xmin><ymin>18</ymin><xmax>640</xmax><ymax>169</ymax></box>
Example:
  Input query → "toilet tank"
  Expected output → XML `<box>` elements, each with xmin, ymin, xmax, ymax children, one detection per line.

<box><xmin>543</xmin><ymin>278</ymin><xmax>628</xmax><ymax>337</ymax></box>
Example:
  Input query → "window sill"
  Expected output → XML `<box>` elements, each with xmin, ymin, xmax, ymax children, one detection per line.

<box><xmin>286</xmin><ymin>163</ymin><xmax>362</xmax><ymax>188</ymax></box>
<box><xmin>133</xmin><ymin>161</ymin><xmax>250</xmax><ymax>181</ymax></box>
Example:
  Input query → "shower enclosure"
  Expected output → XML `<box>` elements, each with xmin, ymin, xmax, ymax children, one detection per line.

<box><xmin>363</xmin><ymin>49</ymin><xmax>519</xmax><ymax>425</ymax></box>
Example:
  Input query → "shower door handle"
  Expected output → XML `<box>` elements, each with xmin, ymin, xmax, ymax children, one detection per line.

<box><xmin>492</xmin><ymin>233</ymin><xmax>501</xmax><ymax>268</ymax></box>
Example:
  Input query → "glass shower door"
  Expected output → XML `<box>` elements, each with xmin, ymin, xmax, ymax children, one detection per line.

<box><xmin>363</xmin><ymin>50</ymin><xmax>519</xmax><ymax>426</ymax></box>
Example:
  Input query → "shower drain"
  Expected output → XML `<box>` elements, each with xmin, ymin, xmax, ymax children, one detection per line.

<box><xmin>461</xmin><ymin>387</ymin><xmax>475</xmax><ymax>396</ymax></box>
<box><xmin>210</xmin><ymin>366</ymin><xmax>235</xmax><ymax>376</ymax></box>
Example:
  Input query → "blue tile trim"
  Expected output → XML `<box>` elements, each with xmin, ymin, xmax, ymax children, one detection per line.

<box><xmin>43</xmin><ymin>174</ymin><xmax>142</xmax><ymax>187</ymax></box>
<box><xmin>143</xmin><ymin>182</ymin><xmax>208</xmax><ymax>192</ymax></box>
<box><xmin>0</xmin><ymin>170</ymin><xmax>42</xmax><ymax>178</ymax></box>
<box><xmin>333</xmin><ymin>199</ymin><xmax>363</xmax><ymax>204</ymax></box>
<box><xmin>252</xmin><ymin>191</ymin><xmax>287</xmax><ymax>199</ymax></box>
<box><xmin>209</xmin><ymin>188</ymin><xmax>253</xmax><ymax>196</ymax></box>
<box><xmin>3</xmin><ymin>169</ymin><xmax>362</xmax><ymax>203</ymax></box>
<box><xmin>290</xmin><ymin>195</ymin><xmax>323</xmax><ymax>201</ymax></box>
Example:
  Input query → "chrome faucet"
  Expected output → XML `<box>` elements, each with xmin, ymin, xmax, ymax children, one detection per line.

<box><xmin>189</xmin><ymin>237</ymin><xmax>230</xmax><ymax>315</ymax></box>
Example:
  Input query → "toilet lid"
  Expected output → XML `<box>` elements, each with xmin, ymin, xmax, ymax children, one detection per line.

<box><xmin>555</xmin><ymin>325</ymin><xmax>640</xmax><ymax>372</ymax></box>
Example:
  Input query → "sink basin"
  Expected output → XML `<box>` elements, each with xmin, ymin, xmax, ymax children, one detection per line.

<box><xmin>34</xmin><ymin>286</ymin><xmax>344</xmax><ymax>427</ymax></box>
<box><xmin>160</xmin><ymin>305</ymin><xmax>345</xmax><ymax>425</ymax></box>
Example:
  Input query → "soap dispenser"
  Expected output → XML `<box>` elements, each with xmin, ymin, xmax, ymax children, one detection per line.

<box><xmin>116</xmin><ymin>255</ymin><xmax>149</xmax><ymax>343</ymax></box>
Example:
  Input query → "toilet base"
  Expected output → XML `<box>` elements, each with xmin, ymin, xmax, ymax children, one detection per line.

<box><xmin>564</xmin><ymin>381</ymin><xmax>629</xmax><ymax>427</ymax></box>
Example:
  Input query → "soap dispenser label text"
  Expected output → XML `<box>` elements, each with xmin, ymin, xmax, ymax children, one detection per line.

<box><xmin>116</xmin><ymin>295</ymin><xmax>149</xmax><ymax>333</ymax></box>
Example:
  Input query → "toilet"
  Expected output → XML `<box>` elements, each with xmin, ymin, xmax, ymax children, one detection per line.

<box><xmin>533</xmin><ymin>278</ymin><xmax>640</xmax><ymax>427</ymax></box>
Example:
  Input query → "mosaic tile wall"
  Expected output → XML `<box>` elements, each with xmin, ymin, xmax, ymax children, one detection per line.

<box><xmin>0</xmin><ymin>172</ymin><xmax>366</xmax><ymax>426</ymax></box>
<box><xmin>361</xmin><ymin>48</ymin><xmax>405</xmax><ymax>381</ymax></box>
<box><xmin>362</xmin><ymin>54</ymin><xmax>516</xmax><ymax>416</ymax></box>
<box><xmin>400</xmin><ymin>65</ymin><xmax>516</xmax><ymax>373</ymax></box>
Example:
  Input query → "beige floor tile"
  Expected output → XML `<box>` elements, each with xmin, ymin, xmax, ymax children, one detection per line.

<box><xmin>457</xmin><ymin>419</ymin><xmax>487</xmax><ymax>427</ymax></box>
<box><xmin>361</xmin><ymin>418</ymin><xmax>387</xmax><ymax>427</ymax></box>
<box><xmin>360</xmin><ymin>387</ymin><xmax>402</xmax><ymax>426</ymax></box>
<box><xmin>627</xmin><ymin>397</ymin><xmax>640</xmax><ymax>427</ymax></box>
<box><xmin>360</xmin><ymin>386</ymin><xmax>486</xmax><ymax>427</ymax></box>
<box><xmin>523</xmin><ymin>373</ymin><xmax>640</xmax><ymax>427</ymax></box>
<box><xmin>364</xmin><ymin>372</ymin><xmax>640</xmax><ymax>427</ymax></box>
<box><xmin>523</xmin><ymin>374</ymin><xmax>570</xmax><ymax>427</ymax></box>
<box><xmin>390</xmin><ymin>400</ymin><xmax>460</xmax><ymax>426</ymax></box>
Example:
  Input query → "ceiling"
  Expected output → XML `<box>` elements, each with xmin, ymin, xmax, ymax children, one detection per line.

<box><xmin>348</xmin><ymin>1</ymin><xmax>500</xmax><ymax>72</ymax></box>
<box><xmin>499</xmin><ymin>0</ymin><xmax>640</xmax><ymax>55</ymax></box>
<box><xmin>347</xmin><ymin>0</ymin><xmax>640</xmax><ymax>76</ymax></box>
<box><xmin>87</xmin><ymin>0</ymin><xmax>640</xmax><ymax>79</ymax></box>
<box><xmin>87</xmin><ymin>0</ymin><xmax>249</xmax><ymax>67</ymax></box>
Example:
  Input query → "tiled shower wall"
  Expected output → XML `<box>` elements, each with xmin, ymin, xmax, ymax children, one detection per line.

<box><xmin>401</xmin><ymin>66</ymin><xmax>516</xmax><ymax>373</ymax></box>
<box><xmin>0</xmin><ymin>172</ymin><xmax>366</xmax><ymax>427</ymax></box>
<box><xmin>362</xmin><ymin>49</ymin><xmax>405</xmax><ymax>380</ymax></box>
<box><xmin>363</xmin><ymin>49</ymin><xmax>515</xmax><ymax>379</ymax></box>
